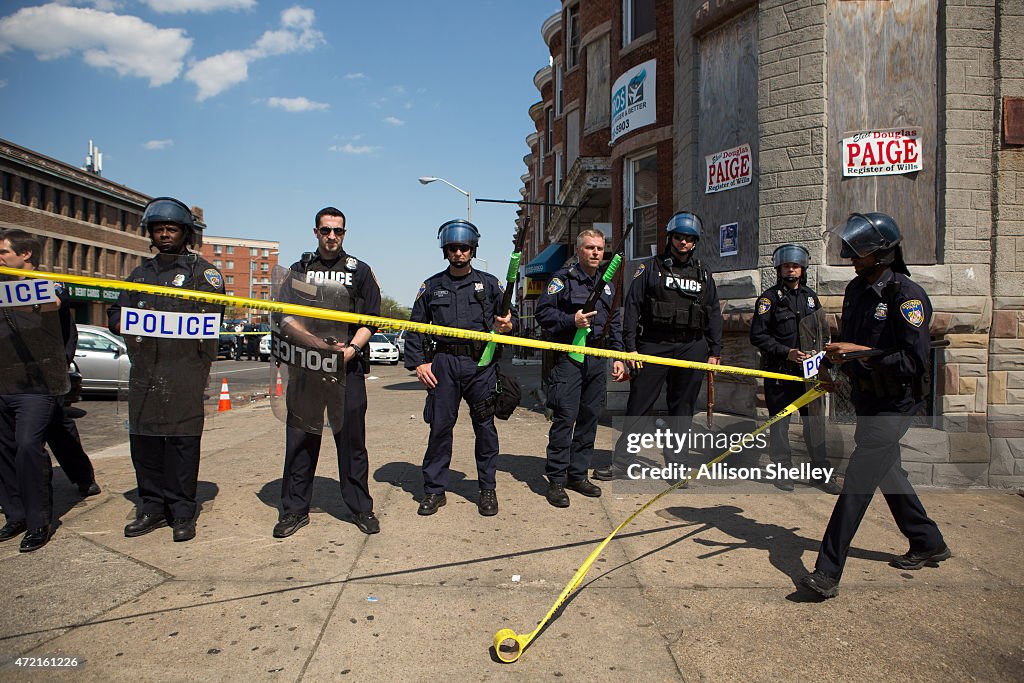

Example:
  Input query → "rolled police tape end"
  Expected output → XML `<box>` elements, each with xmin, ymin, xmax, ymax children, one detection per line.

<box><xmin>493</xmin><ymin>629</ymin><xmax>526</xmax><ymax>663</ymax></box>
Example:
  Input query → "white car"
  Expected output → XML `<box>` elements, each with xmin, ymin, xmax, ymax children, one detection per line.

<box><xmin>367</xmin><ymin>333</ymin><xmax>399</xmax><ymax>365</ymax></box>
<box><xmin>74</xmin><ymin>324</ymin><xmax>131</xmax><ymax>394</ymax></box>
<box><xmin>258</xmin><ymin>333</ymin><xmax>272</xmax><ymax>362</ymax></box>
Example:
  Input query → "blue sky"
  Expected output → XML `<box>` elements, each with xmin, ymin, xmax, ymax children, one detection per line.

<box><xmin>0</xmin><ymin>0</ymin><xmax>554</xmax><ymax>307</ymax></box>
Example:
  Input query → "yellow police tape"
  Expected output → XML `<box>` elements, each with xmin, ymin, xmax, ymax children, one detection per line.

<box><xmin>0</xmin><ymin>267</ymin><xmax>808</xmax><ymax>383</ymax></box>
<box><xmin>491</xmin><ymin>383</ymin><xmax>827</xmax><ymax>663</ymax></box>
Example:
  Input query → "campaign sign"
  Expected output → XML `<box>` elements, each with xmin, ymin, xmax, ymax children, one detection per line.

<box><xmin>121</xmin><ymin>308</ymin><xmax>222</xmax><ymax>339</ymax></box>
<box><xmin>0</xmin><ymin>279</ymin><xmax>57</xmax><ymax>307</ymax></box>
<box><xmin>843</xmin><ymin>128</ymin><xmax>921</xmax><ymax>177</ymax></box>
<box><xmin>611</xmin><ymin>59</ymin><xmax>657</xmax><ymax>143</ymax></box>
<box><xmin>705</xmin><ymin>143</ymin><xmax>752</xmax><ymax>194</ymax></box>
<box><xmin>802</xmin><ymin>351</ymin><xmax>826</xmax><ymax>379</ymax></box>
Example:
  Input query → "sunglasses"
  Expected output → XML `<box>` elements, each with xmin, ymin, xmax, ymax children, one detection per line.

<box><xmin>318</xmin><ymin>226</ymin><xmax>346</xmax><ymax>236</ymax></box>
<box><xmin>445</xmin><ymin>244</ymin><xmax>472</xmax><ymax>253</ymax></box>
<box><xmin>670</xmin><ymin>233</ymin><xmax>697</xmax><ymax>243</ymax></box>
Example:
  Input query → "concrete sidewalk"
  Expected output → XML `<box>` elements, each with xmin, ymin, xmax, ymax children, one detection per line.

<box><xmin>1</xmin><ymin>365</ymin><xmax>1022</xmax><ymax>681</ymax></box>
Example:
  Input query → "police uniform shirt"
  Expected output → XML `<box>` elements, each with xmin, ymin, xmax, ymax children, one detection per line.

<box><xmin>750</xmin><ymin>284</ymin><xmax>821</xmax><ymax>361</ymax></box>
<box><xmin>535</xmin><ymin>265</ymin><xmax>623</xmax><ymax>351</ymax></box>
<box><xmin>285</xmin><ymin>250</ymin><xmax>382</xmax><ymax>340</ymax></box>
<box><xmin>839</xmin><ymin>269</ymin><xmax>931</xmax><ymax>383</ymax></box>
<box><xmin>622</xmin><ymin>253</ymin><xmax>722</xmax><ymax>355</ymax></box>
<box><xmin>405</xmin><ymin>269</ymin><xmax>511</xmax><ymax>367</ymax></box>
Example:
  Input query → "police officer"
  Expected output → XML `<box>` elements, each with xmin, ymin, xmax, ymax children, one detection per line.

<box><xmin>594</xmin><ymin>211</ymin><xmax>721</xmax><ymax>481</ymax></box>
<box><xmin>273</xmin><ymin>206</ymin><xmax>381</xmax><ymax>538</ymax></box>
<box><xmin>750</xmin><ymin>244</ymin><xmax>840</xmax><ymax>494</ymax></box>
<box><xmin>536</xmin><ymin>229</ymin><xmax>626</xmax><ymax>507</ymax></box>
<box><xmin>108</xmin><ymin>197</ymin><xmax>224</xmax><ymax>543</ymax></box>
<box><xmin>406</xmin><ymin>220</ymin><xmax>514</xmax><ymax>517</ymax></box>
<box><xmin>801</xmin><ymin>213</ymin><xmax>950</xmax><ymax>599</ymax></box>
<box><xmin>0</xmin><ymin>229</ymin><xmax>73</xmax><ymax>551</ymax></box>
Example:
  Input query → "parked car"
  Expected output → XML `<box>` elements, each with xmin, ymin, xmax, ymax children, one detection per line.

<box><xmin>74</xmin><ymin>324</ymin><xmax>130</xmax><ymax>394</ymax></box>
<box><xmin>367</xmin><ymin>333</ymin><xmax>399</xmax><ymax>365</ymax></box>
<box><xmin>259</xmin><ymin>331</ymin><xmax>272</xmax><ymax>362</ymax></box>
<box><xmin>382</xmin><ymin>332</ymin><xmax>404</xmax><ymax>360</ymax></box>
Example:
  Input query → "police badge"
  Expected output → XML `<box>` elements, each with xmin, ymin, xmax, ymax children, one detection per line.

<box><xmin>345</xmin><ymin>257</ymin><xmax>358</xmax><ymax>271</ymax></box>
<box><xmin>900</xmin><ymin>299</ymin><xmax>925</xmax><ymax>328</ymax></box>
<box><xmin>172</xmin><ymin>273</ymin><xmax>186</xmax><ymax>287</ymax></box>
<box><xmin>874</xmin><ymin>303</ymin><xmax>888</xmax><ymax>320</ymax></box>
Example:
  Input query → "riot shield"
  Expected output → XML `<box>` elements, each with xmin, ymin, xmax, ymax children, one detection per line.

<box><xmin>119</xmin><ymin>254</ymin><xmax>222</xmax><ymax>436</ymax></box>
<box><xmin>0</xmin><ymin>283</ymin><xmax>70</xmax><ymax>396</ymax></box>
<box><xmin>269</xmin><ymin>266</ymin><xmax>349</xmax><ymax>435</ymax></box>
<box><xmin>798</xmin><ymin>307</ymin><xmax>829</xmax><ymax>445</ymax></box>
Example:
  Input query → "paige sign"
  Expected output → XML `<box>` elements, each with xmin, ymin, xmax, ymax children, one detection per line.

<box><xmin>842</xmin><ymin>128</ymin><xmax>922</xmax><ymax>177</ymax></box>
<box><xmin>705</xmin><ymin>143</ymin><xmax>752</xmax><ymax>194</ymax></box>
<box><xmin>611</xmin><ymin>59</ymin><xmax>656</xmax><ymax>143</ymax></box>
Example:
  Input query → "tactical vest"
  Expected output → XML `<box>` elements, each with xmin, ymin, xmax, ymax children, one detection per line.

<box><xmin>641</xmin><ymin>257</ymin><xmax>709</xmax><ymax>339</ymax></box>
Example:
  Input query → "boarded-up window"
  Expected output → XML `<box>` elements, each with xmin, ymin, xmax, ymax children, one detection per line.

<box><xmin>566</xmin><ymin>109</ymin><xmax>580</xmax><ymax>171</ymax></box>
<box><xmin>585</xmin><ymin>34</ymin><xmax>610</xmax><ymax>132</ymax></box>
<box><xmin>826</xmin><ymin>0</ymin><xmax>937</xmax><ymax>264</ymax></box>
<box><xmin>696</xmin><ymin>10</ymin><xmax>759</xmax><ymax>272</ymax></box>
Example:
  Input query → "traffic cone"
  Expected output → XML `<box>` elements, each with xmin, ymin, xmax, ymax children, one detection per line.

<box><xmin>218</xmin><ymin>377</ymin><xmax>232</xmax><ymax>412</ymax></box>
<box><xmin>273</xmin><ymin>369</ymin><xmax>284</xmax><ymax>397</ymax></box>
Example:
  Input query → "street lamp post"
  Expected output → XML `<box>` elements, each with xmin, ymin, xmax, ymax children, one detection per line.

<box><xmin>418</xmin><ymin>176</ymin><xmax>471</xmax><ymax>221</ymax></box>
<box><xmin>248</xmin><ymin>249</ymin><xmax>279</xmax><ymax>323</ymax></box>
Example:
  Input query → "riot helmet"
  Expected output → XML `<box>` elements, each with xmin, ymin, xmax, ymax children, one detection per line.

<box><xmin>141</xmin><ymin>197</ymin><xmax>199</xmax><ymax>247</ymax></box>
<box><xmin>437</xmin><ymin>219</ymin><xmax>480</xmax><ymax>257</ymax></box>
<box><xmin>772</xmin><ymin>244</ymin><xmax>810</xmax><ymax>284</ymax></box>
<box><xmin>665</xmin><ymin>211</ymin><xmax>703</xmax><ymax>242</ymax></box>
<box><xmin>838</xmin><ymin>212</ymin><xmax>909</xmax><ymax>275</ymax></box>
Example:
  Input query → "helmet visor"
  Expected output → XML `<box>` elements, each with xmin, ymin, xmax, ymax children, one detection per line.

<box><xmin>143</xmin><ymin>198</ymin><xmax>194</xmax><ymax>229</ymax></box>
<box><xmin>438</xmin><ymin>224</ymin><xmax>478</xmax><ymax>249</ymax></box>
<box><xmin>837</xmin><ymin>214</ymin><xmax>885</xmax><ymax>258</ymax></box>
<box><xmin>772</xmin><ymin>245</ymin><xmax>809</xmax><ymax>268</ymax></box>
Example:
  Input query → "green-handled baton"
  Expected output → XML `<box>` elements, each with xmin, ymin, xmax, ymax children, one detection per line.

<box><xmin>478</xmin><ymin>215</ymin><xmax>530</xmax><ymax>366</ymax></box>
<box><xmin>568</xmin><ymin>222</ymin><xmax>634</xmax><ymax>363</ymax></box>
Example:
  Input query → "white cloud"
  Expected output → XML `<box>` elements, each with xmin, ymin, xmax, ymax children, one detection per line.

<box><xmin>186</xmin><ymin>49</ymin><xmax>248</xmax><ymax>101</ymax></box>
<box><xmin>140</xmin><ymin>0</ymin><xmax>255</xmax><ymax>12</ymax></box>
<box><xmin>344</xmin><ymin>72</ymin><xmax>366</xmax><ymax>80</ymax></box>
<box><xmin>329</xmin><ymin>143</ymin><xmax>378</xmax><ymax>155</ymax></box>
<box><xmin>0</xmin><ymin>79</ymin><xmax>6</xmax><ymax>88</ymax></box>
<box><xmin>383</xmin><ymin>116</ymin><xmax>404</xmax><ymax>126</ymax></box>
<box><xmin>0</xmin><ymin>4</ymin><xmax>191</xmax><ymax>86</ymax></box>
<box><xmin>185</xmin><ymin>5</ymin><xmax>323</xmax><ymax>100</ymax></box>
<box><xmin>267</xmin><ymin>96</ymin><xmax>328</xmax><ymax>112</ymax></box>
<box><xmin>142</xmin><ymin>138</ymin><xmax>173</xmax><ymax>150</ymax></box>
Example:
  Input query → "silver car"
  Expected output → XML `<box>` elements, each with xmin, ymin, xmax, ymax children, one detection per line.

<box><xmin>74</xmin><ymin>324</ymin><xmax>130</xmax><ymax>394</ymax></box>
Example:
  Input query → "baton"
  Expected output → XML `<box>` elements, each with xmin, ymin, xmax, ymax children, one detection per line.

<box><xmin>836</xmin><ymin>338</ymin><xmax>950</xmax><ymax>361</ymax></box>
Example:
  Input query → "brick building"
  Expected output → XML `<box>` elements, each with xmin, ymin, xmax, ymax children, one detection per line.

<box><xmin>197</xmin><ymin>236</ymin><xmax>280</xmax><ymax>324</ymax></box>
<box><xmin>0</xmin><ymin>138</ymin><xmax>166</xmax><ymax>325</ymax></box>
<box><xmin>519</xmin><ymin>0</ymin><xmax>1024</xmax><ymax>488</ymax></box>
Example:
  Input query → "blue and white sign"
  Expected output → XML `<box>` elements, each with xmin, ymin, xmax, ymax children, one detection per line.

<box><xmin>802</xmin><ymin>351</ymin><xmax>826</xmax><ymax>379</ymax></box>
<box><xmin>121</xmin><ymin>308</ymin><xmax>222</xmax><ymax>339</ymax></box>
<box><xmin>0</xmin><ymin>279</ymin><xmax>57</xmax><ymax>307</ymax></box>
<box><xmin>611</xmin><ymin>59</ymin><xmax>656</xmax><ymax>143</ymax></box>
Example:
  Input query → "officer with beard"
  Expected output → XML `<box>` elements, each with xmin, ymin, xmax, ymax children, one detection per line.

<box><xmin>750</xmin><ymin>244</ymin><xmax>840</xmax><ymax>494</ymax></box>
<box><xmin>108</xmin><ymin>197</ymin><xmax>224</xmax><ymax>543</ymax></box>
<box><xmin>406</xmin><ymin>220</ymin><xmax>514</xmax><ymax>517</ymax></box>
<box><xmin>801</xmin><ymin>212</ymin><xmax>949</xmax><ymax>599</ymax></box>
<box><xmin>594</xmin><ymin>211</ymin><xmax>721</xmax><ymax>481</ymax></box>
<box><xmin>273</xmin><ymin>206</ymin><xmax>381</xmax><ymax>538</ymax></box>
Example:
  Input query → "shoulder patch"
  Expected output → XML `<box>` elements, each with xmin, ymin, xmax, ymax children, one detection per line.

<box><xmin>632</xmin><ymin>263</ymin><xmax>646</xmax><ymax>280</ymax></box>
<box><xmin>806</xmin><ymin>297</ymin><xmax>816</xmax><ymax>310</ymax></box>
<box><xmin>756</xmin><ymin>297</ymin><xmax>772</xmax><ymax>315</ymax></box>
<box><xmin>415</xmin><ymin>282</ymin><xmax>426</xmax><ymax>300</ymax></box>
<box><xmin>345</xmin><ymin>256</ymin><xmax>358</xmax><ymax>271</ymax></box>
<box><xmin>547</xmin><ymin>277</ymin><xmax>565</xmax><ymax>295</ymax></box>
<box><xmin>204</xmin><ymin>268</ymin><xmax>223</xmax><ymax>289</ymax></box>
<box><xmin>899</xmin><ymin>299</ymin><xmax>924</xmax><ymax>328</ymax></box>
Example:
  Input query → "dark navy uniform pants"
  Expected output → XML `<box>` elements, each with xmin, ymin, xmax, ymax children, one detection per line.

<box><xmin>613</xmin><ymin>338</ymin><xmax>708</xmax><ymax>466</ymax></box>
<box><xmin>129</xmin><ymin>433</ymin><xmax>201</xmax><ymax>520</ymax></box>
<box><xmin>421</xmin><ymin>353</ymin><xmax>498</xmax><ymax>494</ymax></box>
<box><xmin>764</xmin><ymin>377</ymin><xmax>826</xmax><ymax>465</ymax></box>
<box><xmin>814</xmin><ymin>401</ymin><xmax>945</xmax><ymax>579</ymax></box>
<box><xmin>47</xmin><ymin>402</ymin><xmax>95</xmax><ymax>489</ymax></box>
<box><xmin>545</xmin><ymin>354</ymin><xmax>606</xmax><ymax>483</ymax></box>
<box><xmin>280</xmin><ymin>362</ymin><xmax>373</xmax><ymax>516</ymax></box>
<box><xmin>0</xmin><ymin>394</ymin><xmax>56</xmax><ymax>529</ymax></box>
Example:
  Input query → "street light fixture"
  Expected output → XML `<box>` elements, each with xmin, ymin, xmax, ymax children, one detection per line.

<box><xmin>418</xmin><ymin>176</ymin><xmax>471</xmax><ymax>221</ymax></box>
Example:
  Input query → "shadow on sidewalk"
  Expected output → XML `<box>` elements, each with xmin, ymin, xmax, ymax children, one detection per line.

<box><xmin>256</xmin><ymin>476</ymin><xmax>372</xmax><ymax>522</ymax></box>
<box><xmin>373</xmin><ymin>461</ymin><xmax>480</xmax><ymax>505</ymax></box>
<box><xmin>120</xmin><ymin>481</ymin><xmax>220</xmax><ymax>518</ymax></box>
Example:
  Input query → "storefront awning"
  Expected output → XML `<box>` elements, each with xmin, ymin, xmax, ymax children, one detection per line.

<box><xmin>525</xmin><ymin>243</ymin><xmax>568</xmax><ymax>278</ymax></box>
